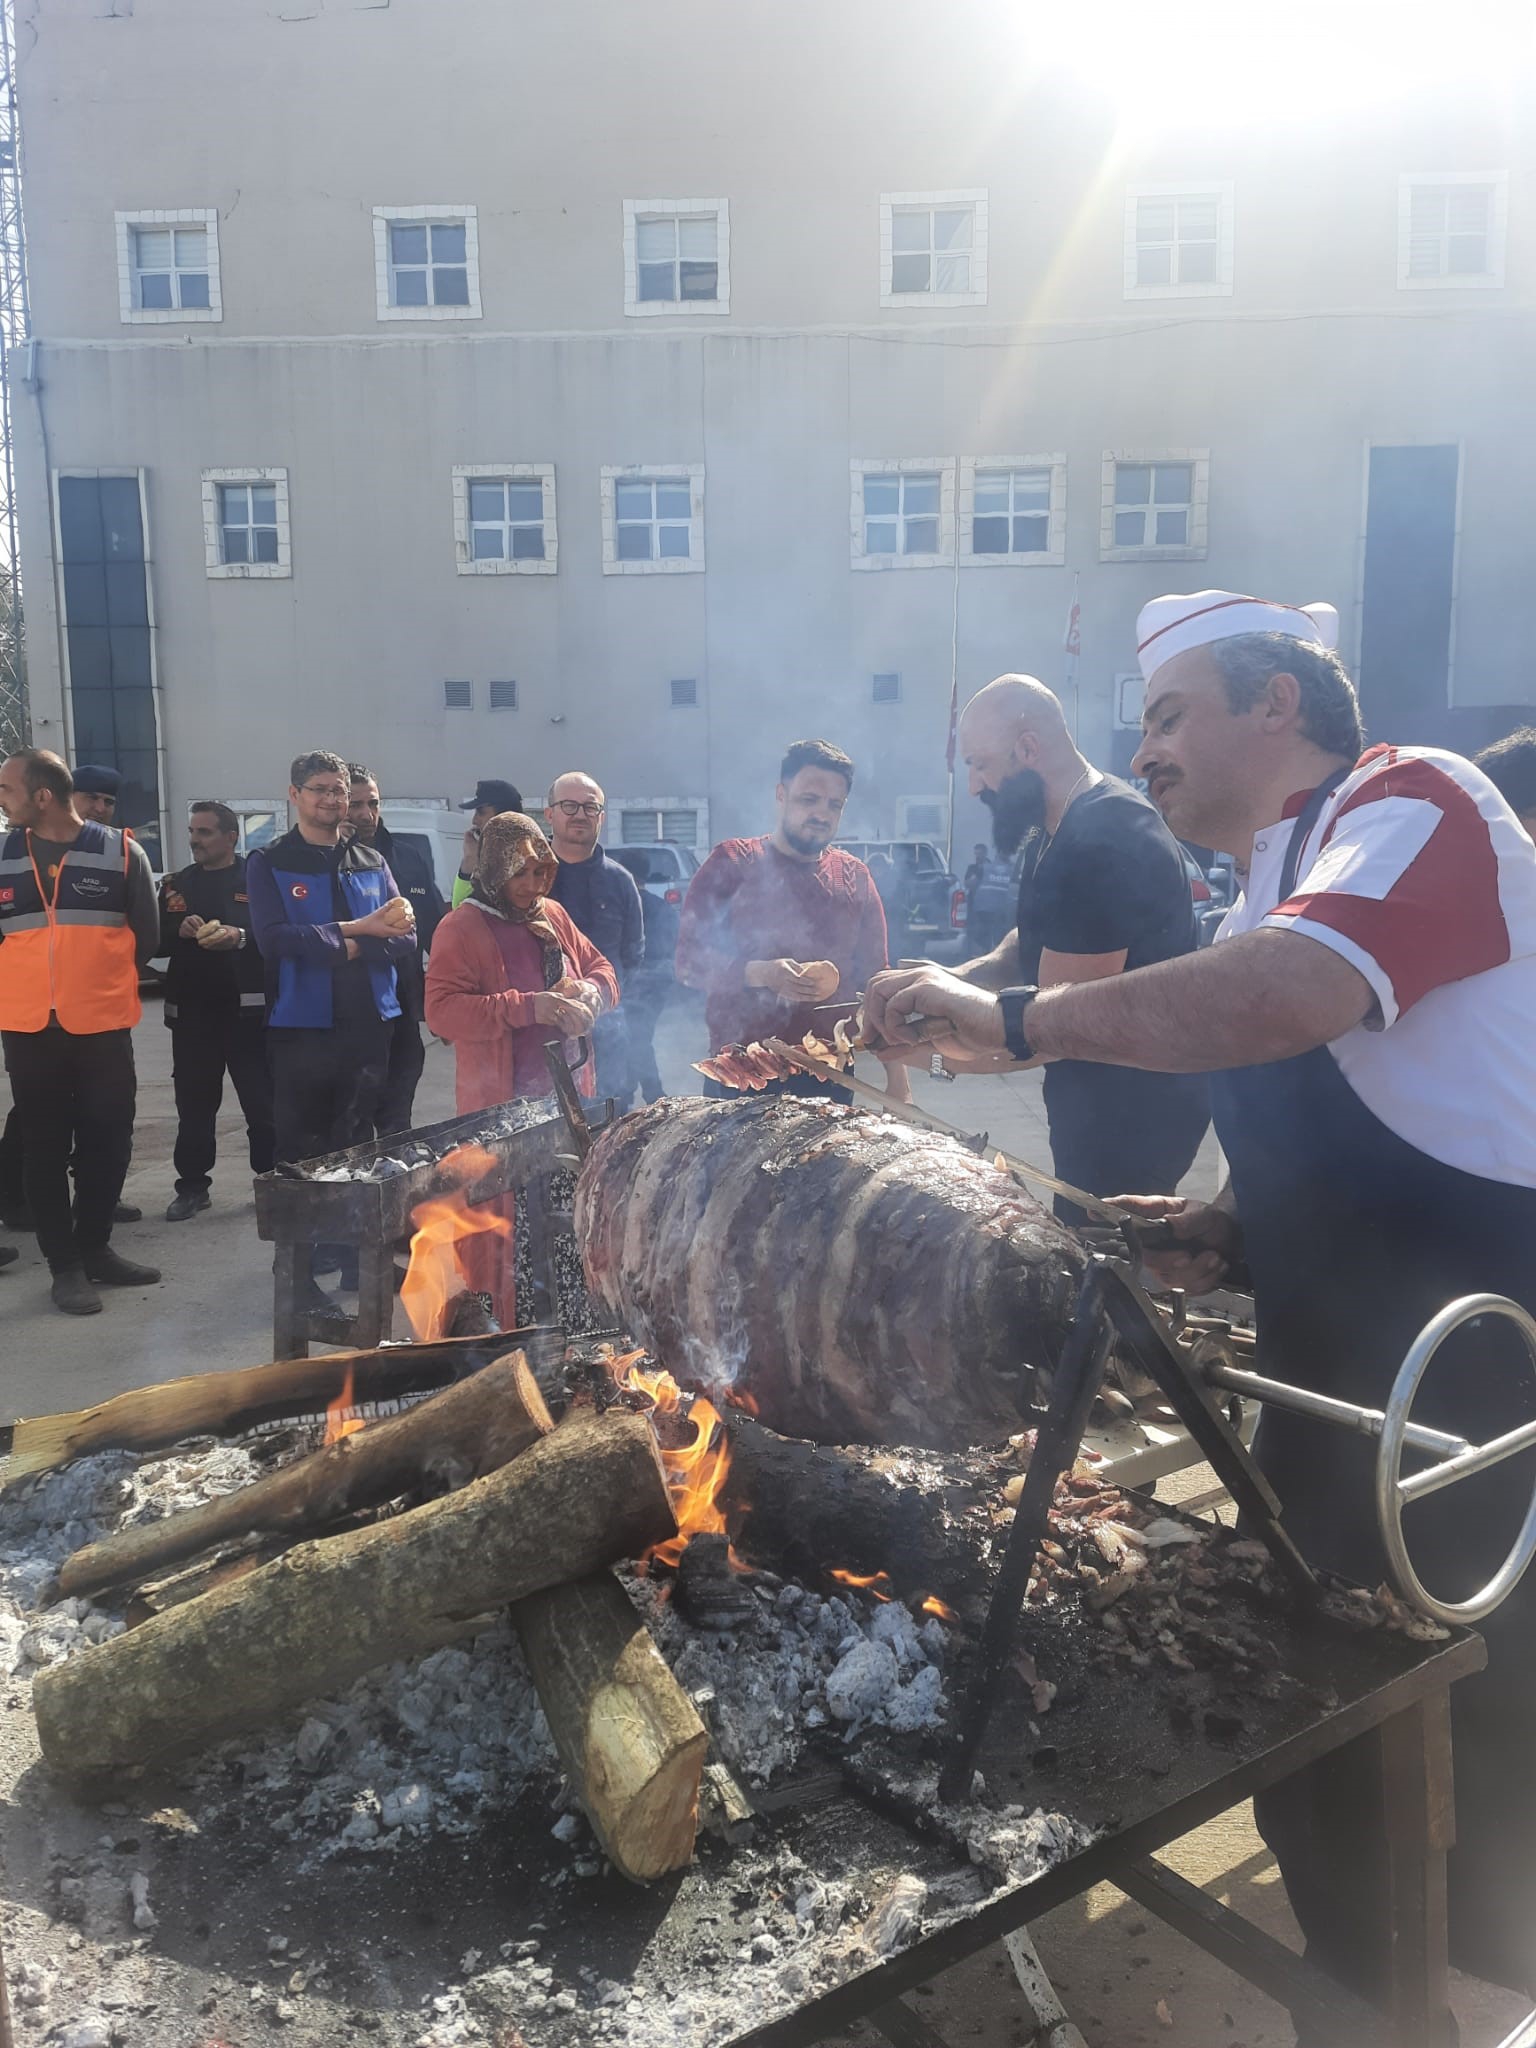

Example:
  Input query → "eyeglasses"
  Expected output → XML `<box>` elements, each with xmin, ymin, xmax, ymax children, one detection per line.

<box><xmin>552</xmin><ymin>800</ymin><xmax>605</xmax><ymax>818</ymax></box>
<box><xmin>300</xmin><ymin>783</ymin><xmax>349</xmax><ymax>800</ymax></box>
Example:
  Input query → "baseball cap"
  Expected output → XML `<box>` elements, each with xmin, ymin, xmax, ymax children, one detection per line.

<box><xmin>72</xmin><ymin>764</ymin><xmax>123</xmax><ymax>796</ymax></box>
<box><xmin>459</xmin><ymin>777</ymin><xmax>524</xmax><ymax>814</ymax></box>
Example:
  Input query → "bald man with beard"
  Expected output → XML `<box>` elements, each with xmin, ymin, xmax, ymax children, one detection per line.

<box><xmin>949</xmin><ymin>674</ymin><xmax>1209</xmax><ymax>1220</ymax></box>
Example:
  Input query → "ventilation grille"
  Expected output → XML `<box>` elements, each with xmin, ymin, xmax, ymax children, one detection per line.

<box><xmin>443</xmin><ymin>679</ymin><xmax>473</xmax><ymax>710</ymax></box>
<box><xmin>670</xmin><ymin>677</ymin><xmax>698</xmax><ymax>708</ymax></box>
<box><xmin>872</xmin><ymin>672</ymin><xmax>901</xmax><ymax>704</ymax></box>
<box><xmin>489</xmin><ymin>679</ymin><xmax>518</xmax><ymax>711</ymax></box>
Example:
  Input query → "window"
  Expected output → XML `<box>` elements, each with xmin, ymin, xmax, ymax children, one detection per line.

<box><xmin>373</xmin><ymin>207</ymin><xmax>481</xmax><ymax>320</ymax></box>
<box><xmin>1399</xmin><ymin>175</ymin><xmax>1506</xmax><ymax>289</ymax></box>
<box><xmin>489</xmin><ymin>679</ymin><xmax>518</xmax><ymax>711</ymax></box>
<box><xmin>452</xmin><ymin>466</ymin><xmax>556</xmax><ymax>575</ymax></box>
<box><xmin>880</xmin><ymin>191</ymin><xmax>987</xmax><ymax>307</ymax></box>
<box><xmin>624</xmin><ymin>200</ymin><xmax>730</xmax><ymax>316</ymax></box>
<box><xmin>1099</xmin><ymin>450</ymin><xmax>1209</xmax><ymax>561</ymax></box>
<box><xmin>615</xmin><ymin>801</ymin><xmax>708</xmax><ymax>849</ymax></box>
<box><xmin>1124</xmin><ymin>185</ymin><xmax>1233</xmax><ymax>298</ymax></box>
<box><xmin>600</xmin><ymin>466</ymin><xmax>705</xmax><ymax>575</ymax></box>
<box><xmin>201</xmin><ymin>468</ymin><xmax>290</xmax><ymax>579</ymax></box>
<box><xmin>115</xmin><ymin>209</ymin><xmax>221</xmax><ymax>323</ymax></box>
<box><xmin>852</xmin><ymin>459</ymin><xmax>956</xmax><ymax>568</ymax></box>
<box><xmin>960</xmin><ymin>457</ymin><xmax>1067</xmax><ymax>566</ymax></box>
<box><xmin>872</xmin><ymin>672</ymin><xmax>901</xmax><ymax>703</ymax></box>
<box><xmin>444</xmin><ymin>680</ymin><xmax>473</xmax><ymax>710</ymax></box>
<box><xmin>670</xmin><ymin>678</ymin><xmax>698</xmax><ymax>708</ymax></box>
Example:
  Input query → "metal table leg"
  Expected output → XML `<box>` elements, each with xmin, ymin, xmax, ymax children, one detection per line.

<box><xmin>352</xmin><ymin>1232</ymin><xmax>391</xmax><ymax>1348</ymax></box>
<box><xmin>272</xmin><ymin>1242</ymin><xmax>308</xmax><ymax>1359</ymax></box>
<box><xmin>1380</xmin><ymin>1692</ymin><xmax>1456</xmax><ymax>2048</ymax></box>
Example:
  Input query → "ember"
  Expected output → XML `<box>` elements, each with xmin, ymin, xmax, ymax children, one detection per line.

<box><xmin>399</xmin><ymin>1143</ymin><xmax>511</xmax><ymax>1340</ymax></box>
<box><xmin>829</xmin><ymin>1567</ymin><xmax>893</xmax><ymax>1602</ymax></box>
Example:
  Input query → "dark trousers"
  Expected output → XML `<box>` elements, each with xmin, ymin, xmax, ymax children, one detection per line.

<box><xmin>1</xmin><ymin>1027</ymin><xmax>135</xmax><ymax>1270</ymax></box>
<box><xmin>592</xmin><ymin>1008</ymin><xmax>630</xmax><ymax>1110</ymax></box>
<box><xmin>269</xmin><ymin>1022</ymin><xmax>390</xmax><ymax>1169</ymax></box>
<box><xmin>0</xmin><ymin>1102</ymin><xmax>22</xmax><ymax>1217</ymax></box>
<box><xmin>374</xmin><ymin>1014</ymin><xmax>426</xmax><ymax>1138</ymax></box>
<box><xmin>624</xmin><ymin>981</ymin><xmax>667</xmax><ymax>1107</ymax></box>
<box><xmin>171</xmin><ymin>1009</ymin><xmax>276</xmax><ymax>1195</ymax></box>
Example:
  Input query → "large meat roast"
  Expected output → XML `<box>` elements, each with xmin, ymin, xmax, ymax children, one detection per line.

<box><xmin>574</xmin><ymin>1095</ymin><xmax>1085</xmax><ymax>1449</ymax></box>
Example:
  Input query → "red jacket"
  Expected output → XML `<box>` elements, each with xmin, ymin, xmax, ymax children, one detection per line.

<box><xmin>424</xmin><ymin>897</ymin><xmax>620</xmax><ymax>1112</ymax></box>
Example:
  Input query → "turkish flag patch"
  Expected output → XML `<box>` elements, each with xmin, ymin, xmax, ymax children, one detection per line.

<box><xmin>0</xmin><ymin>886</ymin><xmax>13</xmax><ymax>905</ymax></box>
<box><xmin>290</xmin><ymin>883</ymin><xmax>309</xmax><ymax>901</ymax></box>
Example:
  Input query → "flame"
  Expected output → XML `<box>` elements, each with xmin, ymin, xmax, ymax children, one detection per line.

<box><xmin>921</xmin><ymin>1595</ymin><xmax>958</xmax><ymax>1624</ymax></box>
<box><xmin>828</xmin><ymin>1567</ymin><xmax>893</xmax><ymax>1603</ymax></box>
<box><xmin>399</xmin><ymin>1144</ymin><xmax>510</xmax><ymax>1340</ymax></box>
<box><xmin>324</xmin><ymin>1362</ymin><xmax>365</xmax><ymax>1445</ymax></box>
<box><xmin>605</xmin><ymin>1351</ymin><xmax>742</xmax><ymax>1569</ymax></box>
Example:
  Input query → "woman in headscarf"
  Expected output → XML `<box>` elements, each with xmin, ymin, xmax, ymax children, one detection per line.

<box><xmin>424</xmin><ymin>812</ymin><xmax>619</xmax><ymax>1324</ymax></box>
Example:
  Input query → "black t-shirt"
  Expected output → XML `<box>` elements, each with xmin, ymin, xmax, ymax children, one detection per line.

<box><xmin>1015</xmin><ymin>776</ymin><xmax>1209</xmax><ymax>1202</ymax></box>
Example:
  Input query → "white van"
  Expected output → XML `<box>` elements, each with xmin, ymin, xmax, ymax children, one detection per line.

<box><xmin>379</xmin><ymin>802</ymin><xmax>465</xmax><ymax>901</ymax></box>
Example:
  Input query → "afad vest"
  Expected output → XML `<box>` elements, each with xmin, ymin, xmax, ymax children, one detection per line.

<box><xmin>0</xmin><ymin>821</ymin><xmax>141</xmax><ymax>1033</ymax></box>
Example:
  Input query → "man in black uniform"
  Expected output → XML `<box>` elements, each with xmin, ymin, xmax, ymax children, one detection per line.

<box><xmin>949</xmin><ymin>672</ymin><xmax>1208</xmax><ymax>1219</ymax></box>
<box><xmin>347</xmin><ymin>766</ymin><xmax>445</xmax><ymax>1135</ymax></box>
<box><xmin>159</xmin><ymin>801</ymin><xmax>275</xmax><ymax>1221</ymax></box>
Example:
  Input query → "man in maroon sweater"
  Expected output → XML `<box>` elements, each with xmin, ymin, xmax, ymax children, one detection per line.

<box><xmin>677</xmin><ymin>738</ymin><xmax>892</xmax><ymax>1103</ymax></box>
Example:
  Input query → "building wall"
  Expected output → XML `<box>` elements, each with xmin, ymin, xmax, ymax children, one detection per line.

<box><xmin>12</xmin><ymin>0</ymin><xmax>1536</xmax><ymax>858</ymax></box>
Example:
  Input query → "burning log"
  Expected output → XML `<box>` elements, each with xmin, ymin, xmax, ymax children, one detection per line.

<box><xmin>3</xmin><ymin>1327</ymin><xmax>562</xmax><ymax>1485</ymax></box>
<box><xmin>575</xmin><ymin>1097</ymin><xmax>1084</xmax><ymax>1449</ymax></box>
<box><xmin>512</xmin><ymin>1572</ymin><xmax>709</xmax><ymax>1882</ymax></box>
<box><xmin>719</xmin><ymin>1411</ymin><xmax>995</xmax><ymax>1612</ymax></box>
<box><xmin>33</xmin><ymin>1409</ymin><xmax>675</xmax><ymax>1777</ymax></box>
<box><xmin>55</xmin><ymin>1352</ymin><xmax>553</xmax><ymax>1602</ymax></box>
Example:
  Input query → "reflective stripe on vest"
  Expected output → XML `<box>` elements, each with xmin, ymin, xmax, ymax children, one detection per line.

<box><xmin>0</xmin><ymin>827</ymin><xmax>141</xmax><ymax>1034</ymax></box>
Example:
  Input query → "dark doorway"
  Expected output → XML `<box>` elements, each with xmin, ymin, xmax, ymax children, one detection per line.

<box><xmin>1358</xmin><ymin>444</ymin><xmax>1459</xmax><ymax>749</ymax></box>
<box><xmin>58</xmin><ymin>473</ymin><xmax>161</xmax><ymax>868</ymax></box>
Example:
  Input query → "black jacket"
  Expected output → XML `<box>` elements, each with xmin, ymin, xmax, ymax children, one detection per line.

<box><xmin>551</xmin><ymin>848</ymin><xmax>644</xmax><ymax>988</ymax></box>
<box><xmin>372</xmin><ymin>822</ymin><xmax>446</xmax><ymax>1022</ymax></box>
<box><xmin>158</xmin><ymin>855</ymin><xmax>267</xmax><ymax>1022</ymax></box>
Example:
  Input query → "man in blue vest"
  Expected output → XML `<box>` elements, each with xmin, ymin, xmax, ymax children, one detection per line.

<box><xmin>0</xmin><ymin>749</ymin><xmax>161</xmax><ymax>1314</ymax></box>
<box><xmin>246</xmin><ymin>749</ymin><xmax>417</xmax><ymax>1290</ymax></box>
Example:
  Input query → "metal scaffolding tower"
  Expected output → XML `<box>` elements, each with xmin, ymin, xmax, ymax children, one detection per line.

<box><xmin>0</xmin><ymin>0</ymin><xmax>28</xmax><ymax>759</ymax></box>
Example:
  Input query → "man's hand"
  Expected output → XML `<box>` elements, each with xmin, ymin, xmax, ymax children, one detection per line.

<box><xmin>1112</xmin><ymin>1194</ymin><xmax>1242</xmax><ymax>1295</ymax></box>
<box><xmin>864</xmin><ymin>964</ymin><xmax>1006</xmax><ymax>1060</ymax></box>
<box><xmin>177</xmin><ymin>914</ymin><xmax>205</xmax><ymax>941</ymax></box>
<box><xmin>796</xmin><ymin>959</ymin><xmax>840</xmax><ymax>1003</ymax></box>
<box><xmin>532</xmin><ymin>988</ymin><xmax>597</xmax><ymax>1036</ymax></box>
<box><xmin>196</xmin><ymin>922</ymin><xmax>242</xmax><ymax>951</ymax></box>
<box><xmin>744</xmin><ymin>959</ymin><xmax>824</xmax><ymax>1003</ymax></box>
<box><xmin>875</xmin><ymin>1055</ymin><xmax>913</xmax><ymax>1104</ymax></box>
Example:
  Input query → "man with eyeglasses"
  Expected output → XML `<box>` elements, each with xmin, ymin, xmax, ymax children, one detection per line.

<box><xmin>544</xmin><ymin>772</ymin><xmax>644</xmax><ymax>1105</ymax></box>
<box><xmin>246</xmin><ymin>750</ymin><xmax>417</xmax><ymax>1291</ymax></box>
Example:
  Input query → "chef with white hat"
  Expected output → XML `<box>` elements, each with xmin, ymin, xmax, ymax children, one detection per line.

<box><xmin>868</xmin><ymin>590</ymin><xmax>1536</xmax><ymax>2013</ymax></box>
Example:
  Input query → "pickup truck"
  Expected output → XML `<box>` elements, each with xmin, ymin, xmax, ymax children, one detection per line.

<box><xmin>835</xmin><ymin>838</ymin><xmax>967</xmax><ymax>960</ymax></box>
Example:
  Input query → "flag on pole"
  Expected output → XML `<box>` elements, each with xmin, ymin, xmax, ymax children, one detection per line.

<box><xmin>1063</xmin><ymin>573</ymin><xmax>1081</xmax><ymax>659</ymax></box>
<box><xmin>945</xmin><ymin>668</ymin><xmax>960</xmax><ymax>773</ymax></box>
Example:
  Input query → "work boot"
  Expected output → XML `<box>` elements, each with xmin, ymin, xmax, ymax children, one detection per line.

<box><xmin>113</xmin><ymin>1201</ymin><xmax>143</xmax><ymax>1223</ymax></box>
<box><xmin>81</xmin><ymin>1247</ymin><xmax>162</xmax><ymax>1288</ymax></box>
<box><xmin>165</xmin><ymin>1190</ymin><xmax>211</xmax><ymax>1223</ymax></box>
<box><xmin>51</xmin><ymin>1267</ymin><xmax>103</xmax><ymax>1316</ymax></box>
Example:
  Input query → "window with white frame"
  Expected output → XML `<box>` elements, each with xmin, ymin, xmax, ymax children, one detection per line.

<box><xmin>600</xmin><ymin>466</ymin><xmax>705</xmax><ymax>575</ymax></box>
<box><xmin>961</xmin><ymin>456</ymin><xmax>1066</xmax><ymax>565</ymax></box>
<box><xmin>451</xmin><ymin>465</ymin><xmax>557</xmax><ymax>575</ymax></box>
<box><xmin>1124</xmin><ymin>186</ymin><xmax>1233</xmax><ymax>297</ymax></box>
<box><xmin>116</xmin><ymin>209</ymin><xmax>221</xmax><ymax>323</ymax></box>
<box><xmin>624</xmin><ymin>200</ymin><xmax>729</xmax><ymax>314</ymax></box>
<box><xmin>1099</xmin><ymin>451</ymin><xmax>1209</xmax><ymax>561</ymax></box>
<box><xmin>852</xmin><ymin>459</ymin><xmax>956</xmax><ymax>567</ymax></box>
<box><xmin>201</xmin><ymin>468</ymin><xmax>290</xmax><ymax>579</ymax></box>
<box><xmin>373</xmin><ymin>208</ymin><xmax>481</xmax><ymax>319</ymax></box>
<box><xmin>880</xmin><ymin>192</ymin><xmax>987</xmax><ymax>307</ymax></box>
<box><xmin>1399</xmin><ymin>175</ymin><xmax>1506</xmax><ymax>288</ymax></box>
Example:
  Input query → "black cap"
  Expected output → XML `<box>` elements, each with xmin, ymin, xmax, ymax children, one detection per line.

<box><xmin>72</xmin><ymin>764</ymin><xmax>122</xmax><ymax>796</ymax></box>
<box><xmin>459</xmin><ymin>777</ymin><xmax>523</xmax><ymax>814</ymax></box>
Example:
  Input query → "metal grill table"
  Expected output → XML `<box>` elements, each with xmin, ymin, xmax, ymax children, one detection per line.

<box><xmin>252</xmin><ymin>1102</ymin><xmax>570</xmax><ymax>1357</ymax></box>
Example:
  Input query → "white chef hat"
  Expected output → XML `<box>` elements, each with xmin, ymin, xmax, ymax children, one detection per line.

<box><xmin>1137</xmin><ymin>590</ymin><xmax>1340</xmax><ymax>685</ymax></box>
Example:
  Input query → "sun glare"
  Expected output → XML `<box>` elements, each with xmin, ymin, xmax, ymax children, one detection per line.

<box><xmin>1020</xmin><ymin>0</ymin><xmax>1533</xmax><ymax>129</ymax></box>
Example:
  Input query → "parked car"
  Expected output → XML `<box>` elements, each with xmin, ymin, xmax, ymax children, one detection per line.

<box><xmin>606</xmin><ymin>839</ymin><xmax>699</xmax><ymax>906</ymax></box>
<box><xmin>1180</xmin><ymin>846</ymin><xmax>1229</xmax><ymax>946</ymax></box>
<box><xmin>835</xmin><ymin>839</ymin><xmax>967</xmax><ymax>960</ymax></box>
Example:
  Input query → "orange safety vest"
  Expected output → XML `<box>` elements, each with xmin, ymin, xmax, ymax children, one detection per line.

<box><xmin>0</xmin><ymin>824</ymin><xmax>142</xmax><ymax>1034</ymax></box>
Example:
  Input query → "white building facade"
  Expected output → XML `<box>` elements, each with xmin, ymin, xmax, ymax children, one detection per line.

<box><xmin>11</xmin><ymin>0</ymin><xmax>1536</xmax><ymax>867</ymax></box>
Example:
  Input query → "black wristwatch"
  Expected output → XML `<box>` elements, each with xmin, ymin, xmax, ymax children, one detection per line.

<box><xmin>999</xmin><ymin>985</ymin><xmax>1040</xmax><ymax>1061</ymax></box>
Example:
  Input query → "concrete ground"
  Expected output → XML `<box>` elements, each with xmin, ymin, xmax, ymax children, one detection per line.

<box><xmin>0</xmin><ymin>995</ymin><xmax>1527</xmax><ymax>2048</ymax></box>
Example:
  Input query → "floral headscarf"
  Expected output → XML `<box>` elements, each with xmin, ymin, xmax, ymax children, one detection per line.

<box><xmin>470</xmin><ymin>812</ymin><xmax>565</xmax><ymax>981</ymax></box>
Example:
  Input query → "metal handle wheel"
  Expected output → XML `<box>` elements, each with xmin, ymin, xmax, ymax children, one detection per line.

<box><xmin>1376</xmin><ymin>1293</ymin><xmax>1536</xmax><ymax>1625</ymax></box>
